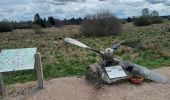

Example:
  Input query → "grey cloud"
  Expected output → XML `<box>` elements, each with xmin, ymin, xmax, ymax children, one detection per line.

<box><xmin>145</xmin><ymin>0</ymin><xmax>166</xmax><ymax>3</ymax></box>
<box><xmin>38</xmin><ymin>0</ymin><xmax>86</xmax><ymax>5</ymax></box>
<box><xmin>3</xmin><ymin>9</ymin><xmax>14</xmax><ymax>13</ymax></box>
<box><xmin>98</xmin><ymin>0</ymin><xmax>107</xmax><ymax>1</ymax></box>
<box><xmin>0</xmin><ymin>9</ymin><xmax>15</xmax><ymax>17</ymax></box>
<box><xmin>0</xmin><ymin>0</ymin><xmax>170</xmax><ymax>21</ymax></box>
<box><xmin>164</xmin><ymin>1</ymin><xmax>170</xmax><ymax>6</ymax></box>
<box><xmin>38</xmin><ymin>0</ymin><xmax>66</xmax><ymax>5</ymax></box>
<box><xmin>164</xmin><ymin>0</ymin><xmax>170</xmax><ymax>6</ymax></box>
<box><xmin>145</xmin><ymin>0</ymin><xmax>170</xmax><ymax>6</ymax></box>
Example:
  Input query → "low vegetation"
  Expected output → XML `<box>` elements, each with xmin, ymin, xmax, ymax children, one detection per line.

<box><xmin>32</xmin><ymin>24</ymin><xmax>45</xmax><ymax>34</ymax></box>
<box><xmin>0</xmin><ymin>22</ymin><xmax>13</xmax><ymax>33</ymax></box>
<box><xmin>151</xmin><ymin>16</ymin><xmax>163</xmax><ymax>24</ymax></box>
<box><xmin>133</xmin><ymin>16</ymin><xmax>163</xmax><ymax>26</ymax></box>
<box><xmin>0</xmin><ymin>21</ymin><xmax>170</xmax><ymax>84</ymax></box>
<box><xmin>133</xmin><ymin>16</ymin><xmax>151</xmax><ymax>26</ymax></box>
<box><xmin>81</xmin><ymin>12</ymin><xmax>122</xmax><ymax>36</ymax></box>
<box><xmin>0</xmin><ymin>8</ymin><xmax>169</xmax><ymax>85</ymax></box>
<box><xmin>133</xmin><ymin>8</ymin><xmax>163</xmax><ymax>26</ymax></box>
<box><xmin>12</xmin><ymin>22</ymin><xmax>33</xmax><ymax>29</ymax></box>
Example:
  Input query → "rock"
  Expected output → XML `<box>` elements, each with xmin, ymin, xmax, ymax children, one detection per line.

<box><xmin>85</xmin><ymin>63</ymin><xmax>103</xmax><ymax>85</ymax></box>
<box><xmin>85</xmin><ymin>63</ymin><xmax>128</xmax><ymax>85</ymax></box>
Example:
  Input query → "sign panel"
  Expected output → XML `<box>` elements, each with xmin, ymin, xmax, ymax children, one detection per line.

<box><xmin>0</xmin><ymin>48</ymin><xmax>37</xmax><ymax>72</ymax></box>
<box><xmin>105</xmin><ymin>65</ymin><xmax>127</xmax><ymax>79</ymax></box>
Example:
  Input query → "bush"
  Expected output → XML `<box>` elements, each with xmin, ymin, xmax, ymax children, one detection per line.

<box><xmin>150</xmin><ymin>16</ymin><xmax>163</xmax><ymax>24</ymax></box>
<box><xmin>32</xmin><ymin>24</ymin><xmax>44</xmax><ymax>34</ymax></box>
<box><xmin>81</xmin><ymin>12</ymin><xmax>122</xmax><ymax>36</ymax></box>
<box><xmin>0</xmin><ymin>22</ymin><xmax>13</xmax><ymax>33</ymax></box>
<box><xmin>12</xmin><ymin>23</ymin><xmax>33</xmax><ymax>29</ymax></box>
<box><xmin>133</xmin><ymin>16</ymin><xmax>163</xmax><ymax>26</ymax></box>
<box><xmin>133</xmin><ymin>16</ymin><xmax>151</xmax><ymax>26</ymax></box>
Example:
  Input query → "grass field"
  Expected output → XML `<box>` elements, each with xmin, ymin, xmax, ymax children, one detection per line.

<box><xmin>0</xmin><ymin>23</ymin><xmax>170</xmax><ymax>84</ymax></box>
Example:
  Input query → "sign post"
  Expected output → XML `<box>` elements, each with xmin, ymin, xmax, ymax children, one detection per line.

<box><xmin>0</xmin><ymin>73</ymin><xmax>5</xmax><ymax>96</ymax></box>
<box><xmin>35</xmin><ymin>53</ymin><xmax>44</xmax><ymax>89</ymax></box>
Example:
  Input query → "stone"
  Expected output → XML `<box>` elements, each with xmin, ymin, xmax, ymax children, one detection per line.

<box><xmin>85</xmin><ymin>63</ymin><xmax>128</xmax><ymax>84</ymax></box>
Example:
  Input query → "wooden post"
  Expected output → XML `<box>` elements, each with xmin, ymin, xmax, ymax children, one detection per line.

<box><xmin>0</xmin><ymin>73</ymin><xmax>5</xmax><ymax>96</ymax></box>
<box><xmin>65</xmin><ymin>43</ymin><xmax>68</xmax><ymax>54</ymax></box>
<box><xmin>35</xmin><ymin>53</ymin><xmax>44</xmax><ymax>89</ymax></box>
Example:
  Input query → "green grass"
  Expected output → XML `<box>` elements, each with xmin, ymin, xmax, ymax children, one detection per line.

<box><xmin>1</xmin><ymin>23</ymin><xmax>170</xmax><ymax>84</ymax></box>
<box><xmin>3</xmin><ymin>70</ymin><xmax>37</xmax><ymax>84</ymax></box>
<box><xmin>133</xmin><ymin>50</ymin><xmax>170</xmax><ymax>68</ymax></box>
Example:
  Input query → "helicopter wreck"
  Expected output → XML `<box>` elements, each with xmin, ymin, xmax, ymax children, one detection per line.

<box><xmin>64</xmin><ymin>38</ymin><xmax>168</xmax><ymax>84</ymax></box>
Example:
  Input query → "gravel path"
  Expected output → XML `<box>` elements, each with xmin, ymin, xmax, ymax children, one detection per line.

<box><xmin>3</xmin><ymin>67</ymin><xmax>170</xmax><ymax>100</ymax></box>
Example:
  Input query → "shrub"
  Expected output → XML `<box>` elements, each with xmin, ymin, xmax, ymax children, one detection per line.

<box><xmin>150</xmin><ymin>16</ymin><xmax>163</xmax><ymax>24</ymax></box>
<box><xmin>81</xmin><ymin>12</ymin><xmax>122</xmax><ymax>36</ymax></box>
<box><xmin>121</xmin><ymin>19</ymin><xmax>127</xmax><ymax>24</ymax></box>
<box><xmin>133</xmin><ymin>16</ymin><xmax>151</xmax><ymax>26</ymax></box>
<box><xmin>133</xmin><ymin>16</ymin><xmax>163</xmax><ymax>26</ymax></box>
<box><xmin>127</xmin><ymin>17</ymin><xmax>132</xmax><ymax>22</ymax></box>
<box><xmin>0</xmin><ymin>22</ymin><xmax>13</xmax><ymax>33</ymax></box>
<box><xmin>13</xmin><ymin>23</ymin><xmax>33</xmax><ymax>29</ymax></box>
<box><xmin>32</xmin><ymin>24</ymin><xmax>44</xmax><ymax>34</ymax></box>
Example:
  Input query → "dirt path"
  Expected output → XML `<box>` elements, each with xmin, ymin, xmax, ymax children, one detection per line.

<box><xmin>3</xmin><ymin>67</ymin><xmax>170</xmax><ymax>100</ymax></box>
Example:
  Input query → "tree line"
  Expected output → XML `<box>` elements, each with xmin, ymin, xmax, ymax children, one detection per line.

<box><xmin>126</xmin><ymin>8</ymin><xmax>170</xmax><ymax>23</ymax></box>
<box><xmin>0</xmin><ymin>8</ymin><xmax>170</xmax><ymax>33</ymax></box>
<box><xmin>0</xmin><ymin>13</ymin><xmax>84</xmax><ymax>31</ymax></box>
<box><xmin>34</xmin><ymin>13</ymin><xmax>83</xmax><ymax>28</ymax></box>
<box><xmin>133</xmin><ymin>8</ymin><xmax>164</xmax><ymax>26</ymax></box>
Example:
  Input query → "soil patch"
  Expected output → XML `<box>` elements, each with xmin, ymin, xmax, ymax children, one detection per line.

<box><xmin>3</xmin><ymin>67</ymin><xmax>170</xmax><ymax>100</ymax></box>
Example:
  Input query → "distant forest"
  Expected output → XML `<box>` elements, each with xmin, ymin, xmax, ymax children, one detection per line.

<box><xmin>1</xmin><ymin>12</ymin><xmax>170</xmax><ymax>30</ymax></box>
<box><xmin>1</xmin><ymin>13</ymin><xmax>85</xmax><ymax>29</ymax></box>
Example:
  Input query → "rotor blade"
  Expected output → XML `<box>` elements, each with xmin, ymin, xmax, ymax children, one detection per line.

<box><xmin>133</xmin><ymin>64</ymin><xmax>168</xmax><ymax>83</ymax></box>
<box><xmin>64</xmin><ymin>38</ymin><xmax>89</xmax><ymax>48</ymax></box>
<box><xmin>64</xmin><ymin>38</ymin><xmax>102</xmax><ymax>54</ymax></box>
<box><xmin>119</xmin><ymin>61</ymin><xmax>168</xmax><ymax>83</ymax></box>
<box><xmin>112</xmin><ymin>41</ymin><xmax>124</xmax><ymax>50</ymax></box>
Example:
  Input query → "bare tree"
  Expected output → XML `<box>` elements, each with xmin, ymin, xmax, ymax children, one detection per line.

<box><xmin>151</xmin><ymin>10</ymin><xmax>159</xmax><ymax>16</ymax></box>
<box><xmin>142</xmin><ymin>8</ymin><xmax>149</xmax><ymax>16</ymax></box>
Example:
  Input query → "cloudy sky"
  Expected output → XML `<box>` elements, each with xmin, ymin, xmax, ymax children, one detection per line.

<box><xmin>0</xmin><ymin>0</ymin><xmax>170</xmax><ymax>21</ymax></box>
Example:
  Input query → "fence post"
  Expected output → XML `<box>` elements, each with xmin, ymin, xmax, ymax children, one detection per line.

<box><xmin>35</xmin><ymin>53</ymin><xmax>44</xmax><ymax>89</ymax></box>
<box><xmin>0</xmin><ymin>73</ymin><xmax>5</xmax><ymax>96</ymax></box>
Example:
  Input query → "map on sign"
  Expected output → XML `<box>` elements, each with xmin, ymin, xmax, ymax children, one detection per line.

<box><xmin>0</xmin><ymin>48</ymin><xmax>37</xmax><ymax>72</ymax></box>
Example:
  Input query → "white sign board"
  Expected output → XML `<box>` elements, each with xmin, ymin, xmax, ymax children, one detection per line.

<box><xmin>105</xmin><ymin>65</ymin><xmax>127</xmax><ymax>79</ymax></box>
<box><xmin>0</xmin><ymin>48</ymin><xmax>37</xmax><ymax>72</ymax></box>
